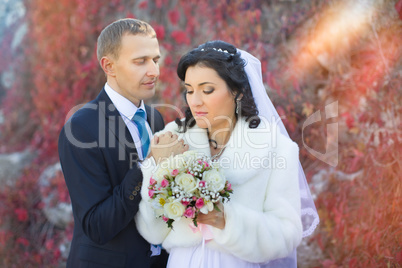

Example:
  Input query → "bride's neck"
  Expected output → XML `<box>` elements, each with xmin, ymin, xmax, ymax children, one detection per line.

<box><xmin>208</xmin><ymin>118</ymin><xmax>237</xmax><ymax>148</ymax></box>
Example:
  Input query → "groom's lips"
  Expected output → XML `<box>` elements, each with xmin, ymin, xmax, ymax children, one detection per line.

<box><xmin>142</xmin><ymin>80</ymin><xmax>156</xmax><ymax>88</ymax></box>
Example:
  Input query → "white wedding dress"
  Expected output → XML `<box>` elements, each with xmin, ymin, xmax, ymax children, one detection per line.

<box><xmin>168</xmin><ymin>243</ymin><xmax>297</xmax><ymax>268</ymax></box>
<box><xmin>168</xmin><ymin>243</ymin><xmax>260</xmax><ymax>268</ymax></box>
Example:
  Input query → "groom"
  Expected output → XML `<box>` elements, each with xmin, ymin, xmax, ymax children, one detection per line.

<box><xmin>58</xmin><ymin>19</ymin><xmax>167</xmax><ymax>267</ymax></box>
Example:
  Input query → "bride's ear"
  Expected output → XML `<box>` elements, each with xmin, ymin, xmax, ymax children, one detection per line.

<box><xmin>235</xmin><ymin>92</ymin><xmax>243</xmax><ymax>101</ymax></box>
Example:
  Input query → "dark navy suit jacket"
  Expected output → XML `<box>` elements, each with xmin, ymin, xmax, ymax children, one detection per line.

<box><xmin>58</xmin><ymin>89</ymin><xmax>167</xmax><ymax>268</ymax></box>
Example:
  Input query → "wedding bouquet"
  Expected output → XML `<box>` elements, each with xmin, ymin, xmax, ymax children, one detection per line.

<box><xmin>148</xmin><ymin>150</ymin><xmax>233</xmax><ymax>228</ymax></box>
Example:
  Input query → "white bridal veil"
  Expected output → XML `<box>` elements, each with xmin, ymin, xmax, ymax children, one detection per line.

<box><xmin>239</xmin><ymin>49</ymin><xmax>320</xmax><ymax>267</ymax></box>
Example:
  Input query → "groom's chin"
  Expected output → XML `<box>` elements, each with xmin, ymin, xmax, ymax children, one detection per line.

<box><xmin>140</xmin><ymin>88</ymin><xmax>156</xmax><ymax>100</ymax></box>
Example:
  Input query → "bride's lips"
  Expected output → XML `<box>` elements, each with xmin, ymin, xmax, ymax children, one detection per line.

<box><xmin>194</xmin><ymin>112</ymin><xmax>208</xmax><ymax>117</ymax></box>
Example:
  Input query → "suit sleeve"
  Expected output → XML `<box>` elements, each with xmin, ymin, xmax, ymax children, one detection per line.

<box><xmin>58</xmin><ymin>112</ymin><xmax>159</xmax><ymax>245</ymax></box>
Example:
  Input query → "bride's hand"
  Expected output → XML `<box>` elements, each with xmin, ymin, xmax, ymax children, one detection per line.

<box><xmin>196</xmin><ymin>203</ymin><xmax>225</xmax><ymax>229</ymax></box>
<box><xmin>148</xmin><ymin>131</ymin><xmax>189</xmax><ymax>163</ymax></box>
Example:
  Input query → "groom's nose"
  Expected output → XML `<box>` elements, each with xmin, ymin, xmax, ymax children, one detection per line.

<box><xmin>146</xmin><ymin>60</ymin><xmax>159</xmax><ymax>77</ymax></box>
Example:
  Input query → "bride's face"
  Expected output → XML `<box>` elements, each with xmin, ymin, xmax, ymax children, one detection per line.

<box><xmin>184</xmin><ymin>65</ymin><xmax>237</xmax><ymax>131</ymax></box>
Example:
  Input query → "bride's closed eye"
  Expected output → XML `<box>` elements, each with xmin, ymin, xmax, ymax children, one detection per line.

<box><xmin>185</xmin><ymin>89</ymin><xmax>214</xmax><ymax>95</ymax></box>
<box><xmin>203</xmin><ymin>87</ymin><xmax>214</xmax><ymax>94</ymax></box>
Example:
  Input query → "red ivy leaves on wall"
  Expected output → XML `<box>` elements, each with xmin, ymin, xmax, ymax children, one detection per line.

<box><xmin>14</xmin><ymin>208</ymin><xmax>29</xmax><ymax>222</ymax></box>
<box><xmin>396</xmin><ymin>0</ymin><xmax>402</xmax><ymax>20</ymax></box>
<box><xmin>0</xmin><ymin>0</ymin><xmax>125</xmax><ymax>266</ymax></box>
<box><xmin>153</xmin><ymin>24</ymin><xmax>166</xmax><ymax>40</ymax></box>
<box><xmin>310</xmin><ymin>10</ymin><xmax>402</xmax><ymax>267</ymax></box>
<box><xmin>171</xmin><ymin>30</ymin><xmax>190</xmax><ymax>45</ymax></box>
<box><xmin>168</xmin><ymin>9</ymin><xmax>180</xmax><ymax>25</ymax></box>
<box><xmin>1</xmin><ymin>0</ymin><xmax>401</xmax><ymax>267</ymax></box>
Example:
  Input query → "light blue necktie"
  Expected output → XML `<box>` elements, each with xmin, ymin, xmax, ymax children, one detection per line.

<box><xmin>132</xmin><ymin>109</ymin><xmax>150</xmax><ymax>157</ymax></box>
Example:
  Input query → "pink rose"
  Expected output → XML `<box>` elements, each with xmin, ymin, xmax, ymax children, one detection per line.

<box><xmin>192</xmin><ymin>196</ymin><xmax>197</xmax><ymax>201</ymax></box>
<box><xmin>162</xmin><ymin>216</ymin><xmax>169</xmax><ymax>222</ymax></box>
<box><xmin>204</xmin><ymin>162</ymin><xmax>209</xmax><ymax>168</ymax></box>
<box><xmin>199</xmin><ymin>181</ymin><xmax>206</xmax><ymax>188</ymax></box>
<box><xmin>171</xmin><ymin>169</ymin><xmax>179</xmax><ymax>176</ymax></box>
<box><xmin>148</xmin><ymin>189</ymin><xmax>155</xmax><ymax>198</ymax></box>
<box><xmin>195</xmin><ymin>198</ymin><xmax>204</xmax><ymax>209</ymax></box>
<box><xmin>161</xmin><ymin>179</ymin><xmax>169</xmax><ymax>188</ymax></box>
<box><xmin>227</xmin><ymin>183</ymin><xmax>232</xmax><ymax>191</ymax></box>
<box><xmin>183</xmin><ymin>207</ymin><xmax>196</xmax><ymax>218</ymax></box>
<box><xmin>181</xmin><ymin>200</ymin><xmax>190</xmax><ymax>206</ymax></box>
<box><xmin>150</xmin><ymin>177</ymin><xmax>156</xmax><ymax>185</ymax></box>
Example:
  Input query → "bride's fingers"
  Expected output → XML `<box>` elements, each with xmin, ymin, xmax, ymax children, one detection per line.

<box><xmin>197</xmin><ymin>209</ymin><xmax>225</xmax><ymax>229</ymax></box>
<box><xmin>179</xmin><ymin>144</ymin><xmax>189</xmax><ymax>153</ymax></box>
<box><xmin>182</xmin><ymin>144</ymin><xmax>189</xmax><ymax>152</ymax></box>
<box><xmin>151</xmin><ymin>136</ymin><xmax>159</xmax><ymax>145</ymax></box>
<box><xmin>164</xmin><ymin>131</ymin><xmax>173</xmax><ymax>137</ymax></box>
<box><xmin>158</xmin><ymin>132</ymin><xmax>181</xmax><ymax>146</ymax></box>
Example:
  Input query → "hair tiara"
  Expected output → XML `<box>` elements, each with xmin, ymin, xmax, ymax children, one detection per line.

<box><xmin>200</xmin><ymin>47</ymin><xmax>235</xmax><ymax>56</ymax></box>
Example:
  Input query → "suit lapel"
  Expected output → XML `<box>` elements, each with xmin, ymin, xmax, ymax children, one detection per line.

<box><xmin>145</xmin><ymin>105</ymin><xmax>163</xmax><ymax>134</ymax></box>
<box><xmin>97</xmin><ymin>89</ymin><xmax>137</xmax><ymax>162</ymax></box>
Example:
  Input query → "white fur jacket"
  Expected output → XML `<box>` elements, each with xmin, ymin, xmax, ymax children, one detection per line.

<box><xmin>135</xmin><ymin>118</ymin><xmax>302</xmax><ymax>263</ymax></box>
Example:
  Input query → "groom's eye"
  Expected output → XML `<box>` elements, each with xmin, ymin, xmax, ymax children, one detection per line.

<box><xmin>134</xmin><ymin>59</ymin><xmax>145</xmax><ymax>64</ymax></box>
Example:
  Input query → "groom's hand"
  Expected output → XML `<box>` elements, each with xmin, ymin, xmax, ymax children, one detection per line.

<box><xmin>148</xmin><ymin>131</ymin><xmax>188</xmax><ymax>163</ymax></box>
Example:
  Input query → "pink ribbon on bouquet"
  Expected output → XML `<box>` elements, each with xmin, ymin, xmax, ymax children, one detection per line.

<box><xmin>189</xmin><ymin>222</ymin><xmax>213</xmax><ymax>268</ymax></box>
<box><xmin>189</xmin><ymin>222</ymin><xmax>214</xmax><ymax>240</ymax></box>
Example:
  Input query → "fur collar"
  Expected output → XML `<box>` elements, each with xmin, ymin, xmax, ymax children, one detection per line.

<box><xmin>172</xmin><ymin>118</ymin><xmax>279</xmax><ymax>185</ymax></box>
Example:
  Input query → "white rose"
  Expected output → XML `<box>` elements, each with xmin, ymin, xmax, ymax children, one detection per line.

<box><xmin>153</xmin><ymin>167</ymin><xmax>170</xmax><ymax>184</ymax></box>
<box><xmin>203</xmin><ymin>169</ymin><xmax>225</xmax><ymax>192</ymax></box>
<box><xmin>200</xmin><ymin>200</ymin><xmax>214</xmax><ymax>214</ymax></box>
<box><xmin>164</xmin><ymin>200</ymin><xmax>185</xmax><ymax>221</ymax></box>
<box><xmin>210</xmin><ymin>161</ymin><xmax>221</xmax><ymax>170</ymax></box>
<box><xmin>158</xmin><ymin>155</ymin><xmax>174</xmax><ymax>171</ymax></box>
<box><xmin>182</xmin><ymin>150</ymin><xmax>199</xmax><ymax>162</ymax></box>
<box><xmin>159</xmin><ymin>155</ymin><xmax>186</xmax><ymax>174</ymax></box>
<box><xmin>175</xmin><ymin>173</ymin><xmax>197</xmax><ymax>193</ymax></box>
<box><xmin>171</xmin><ymin>154</ymin><xmax>188</xmax><ymax>172</ymax></box>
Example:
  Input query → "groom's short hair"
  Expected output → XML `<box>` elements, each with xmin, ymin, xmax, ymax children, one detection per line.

<box><xmin>97</xmin><ymin>18</ymin><xmax>156</xmax><ymax>62</ymax></box>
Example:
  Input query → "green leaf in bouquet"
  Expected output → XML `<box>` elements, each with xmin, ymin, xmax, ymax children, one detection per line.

<box><xmin>167</xmin><ymin>219</ymin><xmax>174</xmax><ymax>229</ymax></box>
<box><xmin>192</xmin><ymin>217</ymin><xmax>198</xmax><ymax>227</ymax></box>
<box><xmin>214</xmin><ymin>203</ymin><xmax>221</xmax><ymax>212</ymax></box>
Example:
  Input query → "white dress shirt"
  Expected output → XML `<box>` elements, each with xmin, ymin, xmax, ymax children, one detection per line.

<box><xmin>104</xmin><ymin>83</ymin><xmax>152</xmax><ymax>160</ymax></box>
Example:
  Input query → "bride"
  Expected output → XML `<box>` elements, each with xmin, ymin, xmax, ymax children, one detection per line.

<box><xmin>135</xmin><ymin>40</ymin><xmax>319</xmax><ymax>267</ymax></box>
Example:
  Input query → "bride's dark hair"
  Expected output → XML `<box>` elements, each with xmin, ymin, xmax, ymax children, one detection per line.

<box><xmin>175</xmin><ymin>40</ymin><xmax>260</xmax><ymax>132</ymax></box>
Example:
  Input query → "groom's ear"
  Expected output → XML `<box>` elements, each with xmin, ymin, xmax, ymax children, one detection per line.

<box><xmin>100</xmin><ymin>56</ymin><xmax>116</xmax><ymax>77</ymax></box>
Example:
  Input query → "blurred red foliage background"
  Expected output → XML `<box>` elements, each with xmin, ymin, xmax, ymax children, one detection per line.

<box><xmin>0</xmin><ymin>0</ymin><xmax>401</xmax><ymax>267</ymax></box>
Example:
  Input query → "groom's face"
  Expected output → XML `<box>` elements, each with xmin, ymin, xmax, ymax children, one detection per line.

<box><xmin>109</xmin><ymin>33</ymin><xmax>161</xmax><ymax>106</ymax></box>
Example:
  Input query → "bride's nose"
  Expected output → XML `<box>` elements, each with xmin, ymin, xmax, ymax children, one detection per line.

<box><xmin>188</xmin><ymin>92</ymin><xmax>203</xmax><ymax>107</ymax></box>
